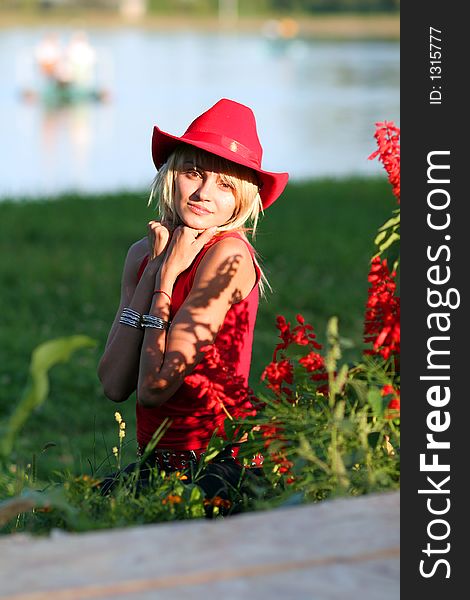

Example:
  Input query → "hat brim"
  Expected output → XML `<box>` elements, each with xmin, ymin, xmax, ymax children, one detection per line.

<box><xmin>152</xmin><ymin>126</ymin><xmax>288</xmax><ymax>209</ymax></box>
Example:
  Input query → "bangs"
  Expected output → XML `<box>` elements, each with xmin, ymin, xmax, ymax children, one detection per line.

<box><xmin>173</xmin><ymin>145</ymin><xmax>260</xmax><ymax>188</ymax></box>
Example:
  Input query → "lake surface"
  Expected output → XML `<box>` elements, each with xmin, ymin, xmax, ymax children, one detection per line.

<box><xmin>0</xmin><ymin>27</ymin><xmax>399</xmax><ymax>199</ymax></box>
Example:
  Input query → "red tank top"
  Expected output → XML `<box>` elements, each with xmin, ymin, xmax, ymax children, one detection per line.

<box><xmin>136</xmin><ymin>231</ymin><xmax>260</xmax><ymax>450</ymax></box>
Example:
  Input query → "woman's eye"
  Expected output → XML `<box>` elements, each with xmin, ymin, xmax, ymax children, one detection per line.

<box><xmin>219</xmin><ymin>180</ymin><xmax>233</xmax><ymax>190</ymax></box>
<box><xmin>186</xmin><ymin>169</ymin><xmax>201</xmax><ymax>178</ymax></box>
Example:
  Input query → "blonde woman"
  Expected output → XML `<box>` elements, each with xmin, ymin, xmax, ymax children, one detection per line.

<box><xmin>98</xmin><ymin>99</ymin><xmax>288</xmax><ymax>505</ymax></box>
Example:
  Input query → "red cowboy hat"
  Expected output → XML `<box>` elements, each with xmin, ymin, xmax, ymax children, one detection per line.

<box><xmin>151</xmin><ymin>98</ymin><xmax>289</xmax><ymax>209</ymax></box>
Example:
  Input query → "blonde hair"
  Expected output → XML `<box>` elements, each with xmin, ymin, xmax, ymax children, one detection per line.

<box><xmin>148</xmin><ymin>144</ymin><xmax>270</xmax><ymax>295</ymax></box>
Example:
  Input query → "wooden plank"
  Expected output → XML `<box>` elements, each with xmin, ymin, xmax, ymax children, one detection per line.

<box><xmin>0</xmin><ymin>491</ymin><xmax>399</xmax><ymax>600</ymax></box>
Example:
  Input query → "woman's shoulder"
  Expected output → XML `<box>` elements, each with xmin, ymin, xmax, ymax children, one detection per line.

<box><xmin>193</xmin><ymin>231</ymin><xmax>257</xmax><ymax>295</ymax></box>
<box><xmin>206</xmin><ymin>230</ymin><xmax>255</xmax><ymax>257</ymax></box>
<box><xmin>126</xmin><ymin>237</ymin><xmax>148</xmax><ymax>262</ymax></box>
<box><xmin>128</xmin><ymin>236</ymin><xmax>148</xmax><ymax>256</ymax></box>
<box><xmin>199</xmin><ymin>231</ymin><xmax>254</xmax><ymax>267</ymax></box>
<box><xmin>123</xmin><ymin>237</ymin><xmax>149</xmax><ymax>278</ymax></box>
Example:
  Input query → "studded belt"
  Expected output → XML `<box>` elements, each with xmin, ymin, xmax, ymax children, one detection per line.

<box><xmin>137</xmin><ymin>445</ymin><xmax>242</xmax><ymax>472</ymax></box>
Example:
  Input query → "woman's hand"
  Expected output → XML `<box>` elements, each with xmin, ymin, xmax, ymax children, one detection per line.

<box><xmin>162</xmin><ymin>225</ymin><xmax>217</xmax><ymax>281</ymax></box>
<box><xmin>147</xmin><ymin>221</ymin><xmax>171</xmax><ymax>260</ymax></box>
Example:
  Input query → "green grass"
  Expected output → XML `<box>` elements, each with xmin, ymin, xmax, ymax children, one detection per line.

<box><xmin>0</xmin><ymin>177</ymin><xmax>394</xmax><ymax>480</ymax></box>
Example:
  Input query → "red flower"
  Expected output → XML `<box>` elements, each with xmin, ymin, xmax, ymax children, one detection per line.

<box><xmin>277</xmin><ymin>458</ymin><xmax>294</xmax><ymax>474</ymax></box>
<box><xmin>265</xmin><ymin>314</ymin><xmax>330</xmax><ymax>398</ymax></box>
<box><xmin>273</xmin><ymin>314</ymin><xmax>322</xmax><ymax>361</ymax></box>
<box><xmin>291</xmin><ymin>314</ymin><xmax>323</xmax><ymax>349</ymax></box>
<box><xmin>250</xmin><ymin>453</ymin><xmax>264</xmax><ymax>467</ymax></box>
<box><xmin>271</xmin><ymin>451</ymin><xmax>295</xmax><ymax>481</ymax></box>
<box><xmin>299</xmin><ymin>351</ymin><xmax>325</xmax><ymax>372</ymax></box>
<box><xmin>382</xmin><ymin>384</ymin><xmax>400</xmax><ymax>418</ymax></box>
<box><xmin>368</xmin><ymin>121</ymin><xmax>400</xmax><ymax>203</ymax></box>
<box><xmin>299</xmin><ymin>350</ymin><xmax>329</xmax><ymax>392</ymax></box>
<box><xmin>364</xmin><ymin>257</ymin><xmax>400</xmax><ymax>361</ymax></box>
<box><xmin>258</xmin><ymin>416</ymin><xmax>295</xmax><ymax>481</ymax></box>
<box><xmin>259</xmin><ymin>423</ymin><xmax>286</xmax><ymax>452</ymax></box>
<box><xmin>273</xmin><ymin>315</ymin><xmax>292</xmax><ymax>358</ymax></box>
<box><xmin>261</xmin><ymin>359</ymin><xmax>293</xmax><ymax>395</ymax></box>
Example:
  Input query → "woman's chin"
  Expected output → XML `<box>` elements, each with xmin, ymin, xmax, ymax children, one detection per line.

<box><xmin>180</xmin><ymin>215</ymin><xmax>217</xmax><ymax>230</ymax></box>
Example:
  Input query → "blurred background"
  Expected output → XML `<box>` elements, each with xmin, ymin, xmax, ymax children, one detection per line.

<box><xmin>0</xmin><ymin>0</ymin><xmax>399</xmax><ymax>198</ymax></box>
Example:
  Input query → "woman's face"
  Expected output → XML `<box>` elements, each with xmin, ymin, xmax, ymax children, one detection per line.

<box><xmin>173</xmin><ymin>159</ymin><xmax>237</xmax><ymax>230</ymax></box>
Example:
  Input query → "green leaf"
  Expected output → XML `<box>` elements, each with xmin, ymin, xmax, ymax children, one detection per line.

<box><xmin>189</xmin><ymin>485</ymin><xmax>203</xmax><ymax>504</ymax></box>
<box><xmin>392</xmin><ymin>258</ymin><xmax>400</xmax><ymax>273</ymax></box>
<box><xmin>377</xmin><ymin>212</ymin><xmax>400</xmax><ymax>232</ymax></box>
<box><xmin>377</xmin><ymin>231</ymin><xmax>400</xmax><ymax>253</ymax></box>
<box><xmin>202</xmin><ymin>428</ymin><xmax>225</xmax><ymax>463</ymax></box>
<box><xmin>346</xmin><ymin>378</ymin><xmax>369</xmax><ymax>404</ymax></box>
<box><xmin>140</xmin><ymin>417</ymin><xmax>172</xmax><ymax>461</ymax></box>
<box><xmin>203</xmin><ymin>441</ymin><xmax>225</xmax><ymax>463</ymax></box>
<box><xmin>333</xmin><ymin>364</ymin><xmax>349</xmax><ymax>395</ymax></box>
<box><xmin>374</xmin><ymin>230</ymin><xmax>388</xmax><ymax>245</ymax></box>
<box><xmin>0</xmin><ymin>488</ymin><xmax>76</xmax><ymax>527</ymax></box>
<box><xmin>325</xmin><ymin>316</ymin><xmax>341</xmax><ymax>374</ymax></box>
<box><xmin>367</xmin><ymin>388</ymin><xmax>383</xmax><ymax>417</ymax></box>
<box><xmin>0</xmin><ymin>336</ymin><xmax>96</xmax><ymax>459</ymax></box>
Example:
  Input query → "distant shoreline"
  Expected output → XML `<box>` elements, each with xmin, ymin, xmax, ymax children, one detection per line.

<box><xmin>0</xmin><ymin>11</ymin><xmax>399</xmax><ymax>41</ymax></box>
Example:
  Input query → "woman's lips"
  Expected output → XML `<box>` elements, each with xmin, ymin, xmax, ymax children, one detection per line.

<box><xmin>187</xmin><ymin>203</ymin><xmax>212</xmax><ymax>216</ymax></box>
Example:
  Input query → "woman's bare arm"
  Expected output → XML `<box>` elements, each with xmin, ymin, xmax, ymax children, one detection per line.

<box><xmin>98</xmin><ymin>222</ymin><xmax>170</xmax><ymax>402</ymax></box>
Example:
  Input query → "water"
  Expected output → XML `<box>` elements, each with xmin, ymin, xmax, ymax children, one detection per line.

<box><xmin>0</xmin><ymin>27</ymin><xmax>399</xmax><ymax>199</ymax></box>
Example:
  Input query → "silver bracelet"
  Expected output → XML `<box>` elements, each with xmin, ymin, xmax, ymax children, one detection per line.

<box><xmin>142</xmin><ymin>314</ymin><xmax>171</xmax><ymax>330</ymax></box>
<box><xmin>119</xmin><ymin>307</ymin><xmax>142</xmax><ymax>329</ymax></box>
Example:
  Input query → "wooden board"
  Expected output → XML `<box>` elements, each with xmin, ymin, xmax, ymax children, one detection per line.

<box><xmin>0</xmin><ymin>491</ymin><xmax>399</xmax><ymax>600</ymax></box>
